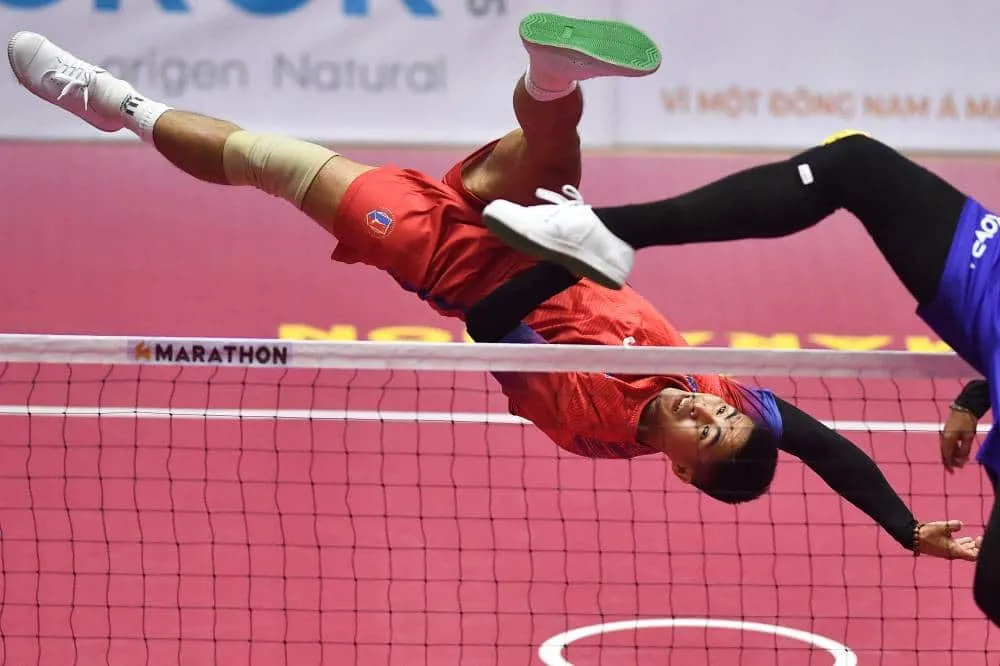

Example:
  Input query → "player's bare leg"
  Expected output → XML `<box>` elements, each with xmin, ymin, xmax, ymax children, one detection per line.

<box><xmin>146</xmin><ymin>110</ymin><xmax>373</xmax><ymax>232</ymax></box>
<box><xmin>461</xmin><ymin>13</ymin><xmax>660</xmax><ymax>206</ymax></box>
<box><xmin>7</xmin><ymin>31</ymin><xmax>371</xmax><ymax>234</ymax></box>
<box><xmin>462</xmin><ymin>80</ymin><xmax>584</xmax><ymax>206</ymax></box>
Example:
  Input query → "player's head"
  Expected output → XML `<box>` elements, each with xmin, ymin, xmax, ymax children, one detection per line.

<box><xmin>641</xmin><ymin>388</ymin><xmax>778</xmax><ymax>503</ymax></box>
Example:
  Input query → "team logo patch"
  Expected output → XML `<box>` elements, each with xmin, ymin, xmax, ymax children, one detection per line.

<box><xmin>366</xmin><ymin>209</ymin><xmax>394</xmax><ymax>238</ymax></box>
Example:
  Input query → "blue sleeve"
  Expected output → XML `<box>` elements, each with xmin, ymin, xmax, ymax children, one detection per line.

<box><xmin>738</xmin><ymin>386</ymin><xmax>784</xmax><ymax>438</ymax></box>
<box><xmin>489</xmin><ymin>323</ymin><xmax>549</xmax><ymax>391</ymax></box>
<box><xmin>498</xmin><ymin>323</ymin><xmax>550</xmax><ymax>345</ymax></box>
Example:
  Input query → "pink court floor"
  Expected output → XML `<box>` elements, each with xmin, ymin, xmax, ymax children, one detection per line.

<box><xmin>1</xmin><ymin>141</ymin><xmax>1000</xmax><ymax>664</ymax></box>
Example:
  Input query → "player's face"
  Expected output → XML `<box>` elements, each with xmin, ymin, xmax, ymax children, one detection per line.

<box><xmin>647</xmin><ymin>388</ymin><xmax>753</xmax><ymax>483</ymax></box>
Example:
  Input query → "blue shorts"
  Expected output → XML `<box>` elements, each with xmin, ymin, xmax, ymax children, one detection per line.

<box><xmin>918</xmin><ymin>198</ymin><xmax>1000</xmax><ymax>476</ymax></box>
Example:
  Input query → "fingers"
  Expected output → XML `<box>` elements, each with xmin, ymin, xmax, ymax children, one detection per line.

<box><xmin>954</xmin><ymin>436</ymin><xmax>973</xmax><ymax>468</ymax></box>
<box><xmin>940</xmin><ymin>432</ymin><xmax>959</xmax><ymax>473</ymax></box>
<box><xmin>951</xmin><ymin>546</ymin><xmax>978</xmax><ymax>562</ymax></box>
<box><xmin>940</xmin><ymin>411</ymin><xmax>978</xmax><ymax>473</ymax></box>
<box><xmin>947</xmin><ymin>535</ymin><xmax>982</xmax><ymax>562</ymax></box>
<box><xmin>940</xmin><ymin>434</ymin><xmax>973</xmax><ymax>473</ymax></box>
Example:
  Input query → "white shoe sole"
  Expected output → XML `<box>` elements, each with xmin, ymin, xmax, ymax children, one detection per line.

<box><xmin>8</xmin><ymin>32</ymin><xmax>50</xmax><ymax>100</ymax></box>
<box><xmin>7</xmin><ymin>33</ymin><xmax>32</xmax><ymax>83</ymax></box>
<box><xmin>482</xmin><ymin>201</ymin><xmax>630</xmax><ymax>290</ymax></box>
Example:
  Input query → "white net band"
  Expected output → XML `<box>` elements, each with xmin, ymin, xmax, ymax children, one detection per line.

<box><xmin>0</xmin><ymin>333</ymin><xmax>977</xmax><ymax>377</ymax></box>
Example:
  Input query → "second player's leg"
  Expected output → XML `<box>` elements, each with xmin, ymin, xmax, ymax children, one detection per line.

<box><xmin>461</xmin><ymin>13</ymin><xmax>661</xmax><ymax>206</ymax></box>
<box><xmin>593</xmin><ymin>134</ymin><xmax>967</xmax><ymax>304</ymax></box>
<box><xmin>460</xmin><ymin>13</ymin><xmax>667</xmax><ymax>336</ymax></box>
<box><xmin>461</xmin><ymin>78</ymin><xmax>583</xmax><ymax>206</ymax></box>
<box><xmin>484</xmin><ymin>132</ymin><xmax>969</xmax><ymax>303</ymax></box>
<box><xmin>973</xmin><ymin>474</ymin><xmax>1000</xmax><ymax>628</ymax></box>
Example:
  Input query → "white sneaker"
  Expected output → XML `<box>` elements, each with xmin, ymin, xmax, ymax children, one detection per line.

<box><xmin>482</xmin><ymin>185</ymin><xmax>635</xmax><ymax>290</ymax></box>
<box><xmin>7</xmin><ymin>31</ymin><xmax>126</xmax><ymax>132</ymax></box>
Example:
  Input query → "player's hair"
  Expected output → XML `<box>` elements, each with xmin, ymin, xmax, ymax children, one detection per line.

<box><xmin>692</xmin><ymin>423</ymin><xmax>778</xmax><ymax>504</ymax></box>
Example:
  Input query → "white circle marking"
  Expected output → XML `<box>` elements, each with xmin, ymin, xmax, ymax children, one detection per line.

<box><xmin>538</xmin><ymin>617</ymin><xmax>858</xmax><ymax>666</ymax></box>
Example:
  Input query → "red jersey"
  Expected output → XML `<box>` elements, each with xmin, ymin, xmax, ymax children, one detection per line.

<box><xmin>495</xmin><ymin>281</ymin><xmax>742</xmax><ymax>457</ymax></box>
<box><xmin>329</xmin><ymin>152</ymin><xmax>753</xmax><ymax>458</ymax></box>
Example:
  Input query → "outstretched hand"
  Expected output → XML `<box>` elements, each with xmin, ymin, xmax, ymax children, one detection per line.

<box><xmin>917</xmin><ymin>521</ymin><xmax>982</xmax><ymax>561</ymax></box>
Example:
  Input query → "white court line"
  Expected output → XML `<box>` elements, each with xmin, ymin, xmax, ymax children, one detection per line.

<box><xmin>0</xmin><ymin>404</ymin><xmax>990</xmax><ymax>433</ymax></box>
<box><xmin>538</xmin><ymin>617</ymin><xmax>857</xmax><ymax>666</ymax></box>
<box><xmin>0</xmin><ymin>405</ymin><xmax>523</xmax><ymax>425</ymax></box>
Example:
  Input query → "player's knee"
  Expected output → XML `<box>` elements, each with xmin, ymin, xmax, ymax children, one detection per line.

<box><xmin>821</xmin><ymin>128</ymin><xmax>872</xmax><ymax>146</ymax></box>
<box><xmin>816</xmin><ymin>131</ymin><xmax>888</xmax><ymax>172</ymax></box>
<box><xmin>467</xmin><ymin>131</ymin><xmax>581</xmax><ymax>205</ymax></box>
<box><xmin>511</xmin><ymin>140</ymin><xmax>582</xmax><ymax>200</ymax></box>
<box><xmin>222</xmin><ymin>130</ymin><xmax>339</xmax><ymax>209</ymax></box>
<box><xmin>801</xmin><ymin>131</ymin><xmax>903</xmax><ymax>205</ymax></box>
<box><xmin>530</xmin><ymin>159</ymin><xmax>582</xmax><ymax>195</ymax></box>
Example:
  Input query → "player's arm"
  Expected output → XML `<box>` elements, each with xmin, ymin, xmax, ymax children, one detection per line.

<box><xmin>954</xmin><ymin>379</ymin><xmax>991</xmax><ymax>417</ymax></box>
<box><xmin>774</xmin><ymin>396</ymin><xmax>978</xmax><ymax>560</ymax></box>
<box><xmin>773</xmin><ymin>396</ymin><xmax>916</xmax><ymax>548</ymax></box>
<box><xmin>942</xmin><ymin>379</ymin><xmax>990</xmax><ymax>473</ymax></box>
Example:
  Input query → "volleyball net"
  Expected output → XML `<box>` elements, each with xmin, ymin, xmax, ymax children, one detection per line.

<box><xmin>0</xmin><ymin>334</ymin><xmax>996</xmax><ymax>665</ymax></box>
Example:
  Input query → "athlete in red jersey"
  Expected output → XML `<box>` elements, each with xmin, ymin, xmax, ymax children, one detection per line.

<box><xmin>333</xmin><ymin>139</ymin><xmax>756</xmax><ymax>464</ymax></box>
<box><xmin>8</xmin><ymin>13</ymin><xmax>976</xmax><ymax>561</ymax></box>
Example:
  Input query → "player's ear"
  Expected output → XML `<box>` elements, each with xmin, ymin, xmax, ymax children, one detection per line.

<box><xmin>671</xmin><ymin>460</ymin><xmax>694</xmax><ymax>484</ymax></box>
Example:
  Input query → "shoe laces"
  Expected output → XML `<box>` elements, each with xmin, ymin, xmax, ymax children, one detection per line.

<box><xmin>45</xmin><ymin>56</ymin><xmax>102</xmax><ymax>109</ymax></box>
<box><xmin>534</xmin><ymin>184</ymin><xmax>588</xmax><ymax>207</ymax></box>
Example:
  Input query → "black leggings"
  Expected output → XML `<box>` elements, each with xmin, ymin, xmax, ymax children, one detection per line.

<box><xmin>467</xmin><ymin>135</ymin><xmax>969</xmax><ymax>342</ymax></box>
<box><xmin>596</xmin><ymin>134</ymin><xmax>967</xmax><ymax>305</ymax></box>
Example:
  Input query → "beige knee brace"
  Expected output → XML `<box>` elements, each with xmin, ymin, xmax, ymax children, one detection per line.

<box><xmin>222</xmin><ymin>130</ymin><xmax>339</xmax><ymax>209</ymax></box>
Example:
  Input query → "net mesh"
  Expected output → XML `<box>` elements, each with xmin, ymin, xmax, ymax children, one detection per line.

<box><xmin>0</xmin><ymin>335</ymin><xmax>998</xmax><ymax>665</ymax></box>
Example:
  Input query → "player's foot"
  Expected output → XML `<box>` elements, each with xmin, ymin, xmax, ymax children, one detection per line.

<box><xmin>519</xmin><ymin>13</ymin><xmax>661</xmax><ymax>82</ymax></box>
<box><xmin>7</xmin><ymin>31</ymin><xmax>134</xmax><ymax>132</ymax></box>
<box><xmin>482</xmin><ymin>186</ymin><xmax>634</xmax><ymax>290</ymax></box>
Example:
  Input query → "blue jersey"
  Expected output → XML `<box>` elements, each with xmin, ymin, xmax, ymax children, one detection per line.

<box><xmin>918</xmin><ymin>198</ymin><xmax>1000</xmax><ymax>475</ymax></box>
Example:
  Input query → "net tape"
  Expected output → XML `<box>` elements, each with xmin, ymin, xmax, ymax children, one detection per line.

<box><xmin>0</xmin><ymin>333</ymin><xmax>977</xmax><ymax>378</ymax></box>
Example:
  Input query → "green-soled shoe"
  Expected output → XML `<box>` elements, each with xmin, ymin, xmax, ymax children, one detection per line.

<box><xmin>519</xmin><ymin>12</ymin><xmax>662</xmax><ymax>77</ymax></box>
